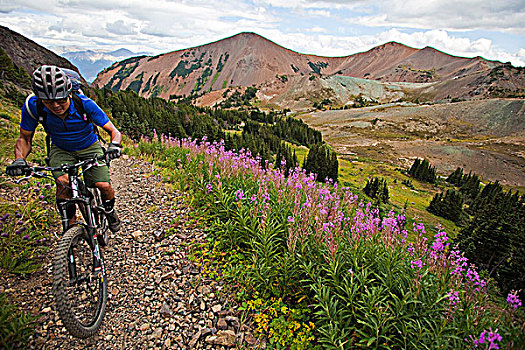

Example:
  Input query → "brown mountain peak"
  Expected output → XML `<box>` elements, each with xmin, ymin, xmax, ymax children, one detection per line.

<box><xmin>92</xmin><ymin>31</ymin><xmax>523</xmax><ymax>105</ymax></box>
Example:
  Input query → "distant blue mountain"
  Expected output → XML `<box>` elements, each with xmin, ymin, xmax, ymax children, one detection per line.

<box><xmin>60</xmin><ymin>48</ymin><xmax>141</xmax><ymax>83</ymax></box>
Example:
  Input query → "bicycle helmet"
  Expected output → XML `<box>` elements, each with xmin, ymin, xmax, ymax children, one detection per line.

<box><xmin>32</xmin><ymin>65</ymin><xmax>73</xmax><ymax>99</ymax></box>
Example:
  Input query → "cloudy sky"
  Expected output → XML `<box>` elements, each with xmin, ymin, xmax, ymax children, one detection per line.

<box><xmin>1</xmin><ymin>0</ymin><xmax>524</xmax><ymax>66</ymax></box>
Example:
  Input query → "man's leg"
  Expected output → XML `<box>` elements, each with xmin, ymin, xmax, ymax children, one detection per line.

<box><xmin>49</xmin><ymin>146</ymin><xmax>77</xmax><ymax>229</ymax></box>
<box><xmin>94</xmin><ymin>181</ymin><xmax>120</xmax><ymax>232</ymax></box>
<box><xmin>80</xmin><ymin>143</ymin><xmax>121</xmax><ymax>233</ymax></box>
<box><xmin>55</xmin><ymin>174</ymin><xmax>78</xmax><ymax>228</ymax></box>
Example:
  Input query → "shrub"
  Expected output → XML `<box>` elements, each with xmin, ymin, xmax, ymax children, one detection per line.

<box><xmin>0</xmin><ymin>179</ymin><xmax>55</xmax><ymax>274</ymax></box>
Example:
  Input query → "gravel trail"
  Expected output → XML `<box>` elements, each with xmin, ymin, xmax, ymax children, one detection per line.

<box><xmin>1</xmin><ymin>156</ymin><xmax>257</xmax><ymax>349</ymax></box>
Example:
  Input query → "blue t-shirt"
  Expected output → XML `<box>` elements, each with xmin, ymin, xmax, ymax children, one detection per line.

<box><xmin>21</xmin><ymin>94</ymin><xmax>110</xmax><ymax>152</ymax></box>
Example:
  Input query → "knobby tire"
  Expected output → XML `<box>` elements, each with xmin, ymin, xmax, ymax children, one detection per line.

<box><xmin>53</xmin><ymin>226</ymin><xmax>107</xmax><ymax>338</ymax></box>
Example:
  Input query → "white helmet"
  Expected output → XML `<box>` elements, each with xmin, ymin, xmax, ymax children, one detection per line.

<box><xmin>32</xmin><ymin>65</ymin><xmax>73</xmax><ymax>99</ymax></box>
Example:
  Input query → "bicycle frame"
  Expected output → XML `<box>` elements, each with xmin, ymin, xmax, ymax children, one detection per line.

<box><xmin>61</xmin><ymin>161</ymin><xmax>105</xmax><ymax>279</ymax></box>
<box><xmin>18</xmin><ymin>155</ymin><xmax>108</xmax><ymax>279</ymax></box>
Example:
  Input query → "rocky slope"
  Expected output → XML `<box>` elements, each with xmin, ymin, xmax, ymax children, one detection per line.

<box><xmin>0</xmin><ymin>26</ymin><xmax>81</xmax><ymax>86</ymax></box>
<box><xmin>300</xmin><ymin>98</ymin><xmax>525</xmax><ymax>187</ymax></box>
<box><xmin>93</xmin><ymin>32</ymin><xmax>525</xmax><ymax>108</ymax></box>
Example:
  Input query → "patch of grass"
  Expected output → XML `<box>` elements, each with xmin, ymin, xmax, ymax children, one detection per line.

<box><xmin>0</xmin><ymin>101</ymin><xmax>56</xmax><ymax>274</ymax></box>
<box><xmin>0</xmin><ymin>293</ymin><xmax>36</xmax><ymax>349</ymax></box>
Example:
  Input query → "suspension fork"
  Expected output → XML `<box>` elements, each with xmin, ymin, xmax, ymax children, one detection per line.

<box><xmin>66</xmin><ymin>223</ymin><xmax>105</xmax><ymax>284</ymax></box>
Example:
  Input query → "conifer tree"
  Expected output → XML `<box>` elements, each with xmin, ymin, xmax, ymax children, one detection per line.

<box><xmin>303</xmin><ymin>143</ymin><xmax>339</xmax><ymax>182</ymax></box>
<box><xmin>446</xmin><ymin>167</ymin><xmax>464</xmax><ymax>185</ymax></box>
<box><xmin>409</xmin><ymin>158</ymin><xmax>437</xmax><ymax>183</ymax></box>
<box><xmin>363</xmin><ymin>177</ymin><xmax>389</xmax><ymax>204</ymax></box>
<box><xmin>427</xmin><ymin>189</ymin><xmax>464</xmax><ymax>224</ymax></box>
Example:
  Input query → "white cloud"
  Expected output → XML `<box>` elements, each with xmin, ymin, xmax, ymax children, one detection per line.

<box><xmin>0</xmin><ymin>0</ymin><xmax>523</xmax><ymax>66</ymax></box>
<box><xmin>355</xmin><ymin>0</ymin><xmax>525</xmax><ymax>35</ymax></box>
<box><xmin>106</xmin><ymin>20</ymin><xmax>139</xmax><ymax>36</ymax></box>
<box><xmin>306</xmin><ymin>10</ymin><xmax>331</xmax><ymax>17</ymax></box>
<box><xmin>306</xmin><ymin>26</ymin><xmax>327</xmax><ymax>33</ymax></box>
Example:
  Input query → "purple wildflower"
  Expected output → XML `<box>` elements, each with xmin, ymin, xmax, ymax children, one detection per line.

<box><xmin>14</xmin><ymin>211</ymin><xmax>22</xmax><ymax>218</ymax></box>
<box><xmin>22</xmin><ymin>234</ymin><xmax>29</xmax><ymax>240</ymax></box>
<box><xmin>235</xmin><ymin>189</ymin><xmax>245</xmax><ymax>201</ymax></box>
<box><xmin>44</xmin><ymin>184</ymin><xmax>52</xmax><ymax>190</ymax></box>
<box><xmin>1</xmin><ymin>213</ymin><xmax>9</xmax><ymax>222</ymax></box>
<box><xmin>1</xmin><ymin>232</ymin><xmax>8</xmax><ymax>238</ymax></box>
<box><xmin>506</xmin><ymin>291</ymin><xmax>522</xmax><ymax>309</ymax></box>
<box><xmin>431</xmin><ymin>231</ymin><xmax>450</xmax><ymax>254</ymax></box>
<box><xmin>206</xmin><ymin>183</ymin><xmax>213</xmax><ymax>192</ymax></box>
<box><xmin>411</xmin><ymin>259</ymin><xmax>424</xmax><ymax>269</ymax></box>
<box><xmin>446</xmin><ymin>289</ymin><xmax>460</xmax><ymax>307</ymax></box>
<box><xmin>473</xmin><ymin>328</ymin><xmax>502</xmax><ymax>349</ymax></box>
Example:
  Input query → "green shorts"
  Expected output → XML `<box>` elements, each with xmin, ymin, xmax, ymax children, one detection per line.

<box><xmin>49</xmin><ymin>142</ymin><xmax>110</xmax><ymax>187</ymax></box>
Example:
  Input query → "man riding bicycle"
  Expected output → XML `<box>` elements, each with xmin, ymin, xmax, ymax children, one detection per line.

<box><xmin>6</xmin><ymin>65</ymin><xmax>122</xmax><ymax>232</ymax></box>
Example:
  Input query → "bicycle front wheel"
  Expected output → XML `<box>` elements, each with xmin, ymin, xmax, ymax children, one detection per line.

<box><xmin>53</xmin><ymin>226</ymin><xmax>108</xmax><ymax>338</ymax></box>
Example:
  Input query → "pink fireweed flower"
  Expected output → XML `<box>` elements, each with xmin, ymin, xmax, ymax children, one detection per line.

<box><xmin>466</xmin><ymin>266</ymin><xmax>486</xmax><ymax>291</ymax></box>
<box><xmin>411</xmin><ymin>259</ymin><xmax>424</xmax><ymax>269</ymax></box>
<box><xmin>473</xmin><ymin>328</ymin><xmax>502</xmax><ymax>349</ymax></box>
<box><xmin>449</xmin><ymin>249</ymin><xmax>468</xmax><ymax>277</ymax></box>
<box><xmin>235</xmin><ymin>189</ymin><xmax>245</xmax><ymax>201</ymax></box>
<box><xmin>506</xmin><ymin>291</ymin><xmax>522</xmax><ymax>309</ymax></box>
<box><xmin>287</xmin><ymin>216</ymin><xmax>295</xmax><ymax>223</ymax></box>
<box><xmin>431</xmin><ymin>231</ymin><xmax>450</xmax><ymax>253</ymax></box>
<box><xmin>348</xmin><ymin>268</ymin><xmax>354</xmax><ymax>275</ymax></box>
<box><xmin>206</xmin><ymin>183</ymin><xmax>213</xmax><ymax>192</ymax></box>
<box><xmin>446</xmin><ymin>289</ymin><xmax>460</xmax><ymax>307</ymax></box>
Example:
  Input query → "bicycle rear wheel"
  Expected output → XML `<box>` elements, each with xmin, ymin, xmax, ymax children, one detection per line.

<box><xmin>53</xmin><ymin>226</ymin><xmax>107</xmax><ymax>338</ymax></box>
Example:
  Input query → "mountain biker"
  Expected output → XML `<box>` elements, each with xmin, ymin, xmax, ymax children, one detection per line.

<box><xmin>6</xmin><ymin>65</ymin><xmax>122</xmax><ymax>232</ymax></box>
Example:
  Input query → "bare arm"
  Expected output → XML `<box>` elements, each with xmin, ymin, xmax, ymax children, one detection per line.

<box><xmin>101</xmin><ymin>120</ymin><xmax>122</xmax><ymax>145</ymax></box>
<box><xmin>14</xmin><ymin>128</ymin><xmax>35</xmax><ymax>159</ymax></box>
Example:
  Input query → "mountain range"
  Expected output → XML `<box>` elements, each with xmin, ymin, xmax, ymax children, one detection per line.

<box><xmin>0</xmin><ymin>25</ymin><xmax>523</xmax><ymax>187</ymax></box>
<box><xmin>93</xmin><ymin>32</ymin><xmax>524</xmax><ymax>109</ymax></box>
<box><xmin>60</xmin><ymin>48</ymin><xmax>142</xmax><ymax>83</ymax></box>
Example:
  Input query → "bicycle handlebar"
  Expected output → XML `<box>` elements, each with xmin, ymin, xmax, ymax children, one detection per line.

<box><xmin>30</xmin><ymin>154</ymin><xmax>107</xmax><ymax>174</ymax></box>
<box><xmin>13</xmin><ymin>154</ymin><xmax>108</xmax><ymax>182</ymax></box>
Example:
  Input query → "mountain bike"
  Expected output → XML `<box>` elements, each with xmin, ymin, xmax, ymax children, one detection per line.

<box><xmin>12</xmin><ymin>154</ymin><xmax>110</xmax><ymax>338</ymax></box>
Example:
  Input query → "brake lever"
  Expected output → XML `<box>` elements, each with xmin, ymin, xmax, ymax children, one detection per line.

<box><xmin>14</xmin><ymin>175</ymin><xmax>32</xmax><ymax>184</ymax></box>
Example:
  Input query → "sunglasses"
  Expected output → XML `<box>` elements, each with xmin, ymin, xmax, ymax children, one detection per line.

<box><xmin>41</xmin><ymin>98</ymin><xmax>69</xmax><ymax>105</ymax></box>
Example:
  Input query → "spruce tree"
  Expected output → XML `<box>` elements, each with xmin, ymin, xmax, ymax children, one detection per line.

<box><xmin>303</xmin><ymin>143</ymin><xmax>339</xmax><ymax>182</ymax></box>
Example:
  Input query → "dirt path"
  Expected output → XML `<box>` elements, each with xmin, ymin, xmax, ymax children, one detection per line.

<box><xmin>1</xmin><ymin>156</ymin><xmax>257</xmax><ymax>349</ymax></box>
